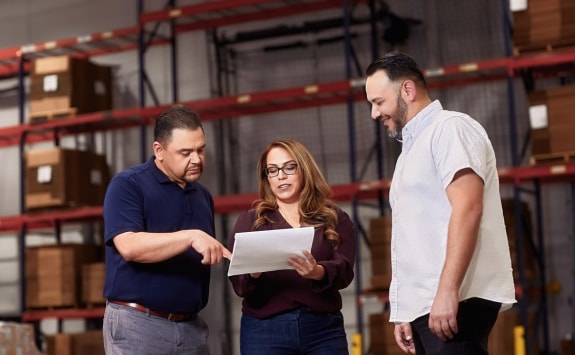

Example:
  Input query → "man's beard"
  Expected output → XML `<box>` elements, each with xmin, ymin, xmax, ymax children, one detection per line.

<box><xmin>387</xmin><ymin>94</ymin><xmax>408</xmax><ymax>142</ymax></box>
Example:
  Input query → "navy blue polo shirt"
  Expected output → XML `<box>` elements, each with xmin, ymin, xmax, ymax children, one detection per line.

<box><xmin>102</xmin><ymin>156</ymin><xmax>215</xmax><ymax>314</ymax></box>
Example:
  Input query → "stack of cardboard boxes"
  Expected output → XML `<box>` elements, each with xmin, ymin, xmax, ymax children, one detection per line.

<box><xmin>368</xmin><ymin>311</ymin><xmax>403</xmax><ymax>355</ymax></box>
<box><xmin>45</xmin><ymin>330</ymin><xmax>105</xmax><ymax>355</ymax></box>
<box><xmin>25</xmin><ymin>55</ymin><xmax>113</xmax><ymax>211</ymax></box>
<box><xmin>513</xmin><ymin>0</ymin><xmax>575</xmax><ymax>52</ymax></box>
<box><xmin>501</xmin><ymin>199</ymin><xmax>536</xmax><ymax>283</ymax></box>
<box><xmin>81</xmin><ymin>262</ymin><xmax>106</xmax><ymax>306</ymax></box>
<box><xmin>25</xmin><ymin>244</ymin><xmax>103</xmax><ymax>309</ymax></box>
<box><xmin>528</xmin><ymin>84</ymin><xmax>575</xmax><ymax>163</ymax></box>
<box><xmin>29</xmin><ymin>55</ymin><xmax>112</xmax><ymax>123</ymax></box>
<box><xmin>25</xmin><ymin>244</ymin><xmax>107</xmax><ymax>355</ymax></box>
<box><xmin>22</xmin><ymin>54</ymin><xmax>112</xmax><ymax>355</ymax></box>
<box><xmin>0</xmin><ymin>322</ymin><xmax>43</xmax><ymax>355</ymax></box>
<box><xmin>369</xmin><ymin>216</ymin><xmax>392</xmax><ymax>291</ymax></box>
<box><xmin>24</xmin><ymin>147</ymin><xmax>110</xmax><ymax>211</ymax></box>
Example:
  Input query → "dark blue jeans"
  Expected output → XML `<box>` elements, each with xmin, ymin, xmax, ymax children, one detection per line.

<box><xmin>240</xmin><ymin>309</ymin><xmax>349</xmax><ymax>355</ymax></box>
<box><xmin>410</xmin><ymin>297</ymin><xmax>501</xmax><ymax>355</ymax></box>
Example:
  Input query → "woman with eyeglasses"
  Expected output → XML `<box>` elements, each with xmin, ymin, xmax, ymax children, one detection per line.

<box><xmin>228</xmin><ymin>138</ymin><xmax>356</xmax><ymax>354</ymax></box>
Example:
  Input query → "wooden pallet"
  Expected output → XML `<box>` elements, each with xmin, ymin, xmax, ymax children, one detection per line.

<box><xmin>83</xmin><ymin>301</ymin><xmax>106</xmax><ymax>309</ymax></box>
<box><xmin>28</xmin><ymin>107</ymin><xmax>77</xmax><ymax>124</ymax></box>
<box><xmin>25</xmin><ymin>303</ymin><xmax>82</xmax><ymax>311</ymax></box>
<box><xmin>530</xmin><ymin>151</ymin><xmax>575</xmax><ymax>165</ymax></box>
<box><xmin>513</xmin><ymin>38</ymin><xmax>575</xmax><ymax>56</ymax></box>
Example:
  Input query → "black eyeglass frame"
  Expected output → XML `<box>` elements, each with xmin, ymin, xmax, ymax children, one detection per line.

<box><xmin>264</xmin><ymin>163</ymin><xmax>298</xmax><ymax>177</ymax></box>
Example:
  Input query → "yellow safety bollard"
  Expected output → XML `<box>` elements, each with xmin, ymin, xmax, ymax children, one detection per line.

<box><xmin>351</xmin><ymin>333</ymin><xmax>362</xmax><ymax>355</ymax></box>
<box><xmin>514</xmin><ymin>325</ymin><xmax>525</xmax><ymax>355</ymax></box>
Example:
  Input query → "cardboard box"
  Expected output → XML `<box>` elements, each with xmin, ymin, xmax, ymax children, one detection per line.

<box><xmin>513</xmin><ymin>0</ymin><xmax>575</xmax><ymax>48</ymax></box>
<box><xmin>45</xmin><ymin>333</ymin><xmax>73</xmax><ymax>355</ymax></box>
<box><xmin>501</xmin><ymin>199</ymin><xmax>536</xmax><ymax>282</ymax></box>
<box><xmin>560</xmin><ymin>338</ymin><xmax>574</xmax><ymax>355</ymax></box>
<box><xmin>72</xmin><ymin>330</ymin><xmax>105</xmax><ymax>355</ymax></box>
<box><xmin>46</xmin><ymin>331</ymin><xmax>104</xmax><ymax>355</ymax></box>
<box><xmin>0</xmin><ymin>322</ymin><xmax>43</xmax><ymax>355</ymax></box>
<box><xmin>368</xmin><ymin>311</ymin><xmax>404</xmax><ymax>355</ymax></box>
<box><xmin>369</xmin><ymin>217</ymin><xmax>392</xmax><ymax>290</ymax></box>
<box><xmin>25</xmin><ymin>244</ymin><xmax>103</xmax><ymax>308</ymax></box>
<box><xmin>29</xmin><ymin>55</ymin><xmax>113</xmax><ymax>117</ymax></box>
<box><xmin>25</xmin><ymin>147</ymin><xmax>110</xmax><ymax>210</ymax></box>
<box><xmin>82</xmin><ymin>262</ymin><xmax>106</xmax><ymax>306</ymax></box>
<box><xmin>528</xmin><ymin>84</ymin><xmax>575</xmax><ymax>156</ymax></box>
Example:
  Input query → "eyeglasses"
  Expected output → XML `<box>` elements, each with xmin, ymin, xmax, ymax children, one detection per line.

<box><xmin>264</xmin><ymin>164</ymin><xmax>298</xmax><ymax>177</ymax></box>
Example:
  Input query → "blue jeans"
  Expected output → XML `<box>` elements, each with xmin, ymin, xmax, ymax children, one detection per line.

<box><xmin>410</xmin><ymin>298</ymin><xmax>501</xmax><ymax>355</ymax></box>
<box><xmin>240</xmin><ymin>309</ymin><xmax>349</xmax><ymax>355</ymax></box>
<box><xmin>103</xmin><ymin>301</ymin><xmax>209</xmax><ymax>355</ymax></box>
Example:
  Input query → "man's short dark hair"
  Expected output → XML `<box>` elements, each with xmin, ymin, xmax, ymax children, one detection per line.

<box><xmin>366</xmin><ymin>51</ymin><xmax>426</xmax><ymax>88</ymax></box>
<box><xmin>154</xmin><ymin>105</ymin><xmax>204</xmax><ymax>145</ymax></box>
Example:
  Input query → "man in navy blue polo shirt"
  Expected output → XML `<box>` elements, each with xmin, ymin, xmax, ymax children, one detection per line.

<box><xmin>102</xmin><ymin>105</ymin><xmax>231</xmax><ymax>355</ymax></box>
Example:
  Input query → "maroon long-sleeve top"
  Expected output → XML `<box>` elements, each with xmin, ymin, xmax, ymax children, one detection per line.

<box><xmin>228</xmin><ymin>207</ymin><xmax>356</xmax><ymax>319</ymax></box>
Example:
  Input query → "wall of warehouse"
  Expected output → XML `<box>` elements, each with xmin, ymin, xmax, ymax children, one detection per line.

<box><xmin>0</xmin><ymin>0</ymin><xmax>573</xmax><ymax>354</ymax></box>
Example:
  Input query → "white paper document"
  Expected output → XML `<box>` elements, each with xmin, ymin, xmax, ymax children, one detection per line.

<box><xmin>227</xmin><ymin>227</ymin><xmax>315</xmax><ymax>276</ymax></box>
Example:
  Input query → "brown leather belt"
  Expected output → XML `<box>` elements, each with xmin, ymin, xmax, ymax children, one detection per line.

<box><xmin>108</xmin><ymin>300</ymin><xmax>196</xmax><ymax>322</ymax></box>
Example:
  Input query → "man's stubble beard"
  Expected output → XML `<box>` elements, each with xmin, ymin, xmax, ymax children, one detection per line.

<box><xmin>388</xmin><ymin>94</ymin><xmax>408</xmax><ymax>142</ymax></box>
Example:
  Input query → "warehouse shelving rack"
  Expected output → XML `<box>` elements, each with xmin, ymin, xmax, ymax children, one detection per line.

<box><xmin>0</xmin><ymin>1</ymin><xmax>574</xmax><ymax>353</ymax></box>
<box><xmin>0</xmin><ymin>0</ymin><xmax>378</xmax><ymax>346</ymax></box>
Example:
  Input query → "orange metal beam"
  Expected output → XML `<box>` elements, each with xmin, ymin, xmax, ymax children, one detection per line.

<box><xmin>22</xmin><ymin>307</ymin><xmax>106</xmax><ymax>321</ymax></box>
<box><xmin>2</xmin><ymin>162</ymin><xmax>574</xmax><ymax>234</ymax></box>
<box><xmin>141</xmin><ymin>0</ymin><xmax>344</xmax><ymax>24</ymax></box>
<box><xmin>0</xmin><ymin>79</ymin><xmax>362</xmax><ymax>148</ymax></box>
<box><xmin>0</xmin><ymin>179</ymin><xmax>392</xmax><ymax>233</ymax></box>
<box><xmin>173</xmin><ymin>0</ymin><xmax>349</xmax><ymax>33</ymax></box>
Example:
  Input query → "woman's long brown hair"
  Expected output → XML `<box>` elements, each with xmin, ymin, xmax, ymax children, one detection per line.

<box><xmin>252</xmin><ymin>139</ymin><xmax>340</xmax><ymax>248</ymax></box>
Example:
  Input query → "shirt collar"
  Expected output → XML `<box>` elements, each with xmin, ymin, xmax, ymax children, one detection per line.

<box><xmin>148</xmin><ymin>156</ymin><xmax>197</xmax><ymax>191</ymax></box>
<box><xmin>401</xmin><ymin>100</ymin><xmax>443</xmax><ymax>151</ymax></box>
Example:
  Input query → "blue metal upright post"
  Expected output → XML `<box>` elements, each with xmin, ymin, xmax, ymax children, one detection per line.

<box><xmin>18</xmin><ymin>54</ymin><xmax>27</xmax><ymax>316</ymax></box>
<box><xmin>501</xmin><ymin>1</ymin><xmax>529</xmax><ymax>353</ymax></box>
<box><xmin>138</xmin><ymin>0</ymin><xmax>147</xmax><ymax>163</ymax></box>
<box><xmin>501</xmin><ymin>0</ymin><xmax>550</xmax><ymax>353</ymax></box>
<box><xmin>169</xmin><ymin>0</ymin><xmax>179</xmax><ymax>104</ymax></box>
<box><xmin>342</xmin><ymin>1</ymin><xmax>363</xmax><ymax>353</ymax></box>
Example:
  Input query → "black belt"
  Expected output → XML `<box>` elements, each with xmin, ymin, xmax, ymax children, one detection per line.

<box><xmin>108</xmin><ymin>300</ymin><xmax>196</xmax><ymax>322</ymax></box>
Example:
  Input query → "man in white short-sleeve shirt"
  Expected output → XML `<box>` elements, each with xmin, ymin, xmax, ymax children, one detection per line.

<box><xmin>364</xmin><ymin>51</ymin><xmax>516</xmax><ymax>355</ymax></box>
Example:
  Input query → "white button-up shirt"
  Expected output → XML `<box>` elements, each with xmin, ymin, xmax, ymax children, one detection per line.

<box><xmin>388</xmin><ymin>100</ymin><xmax>516</xmax><ymax>323</ymax></box>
